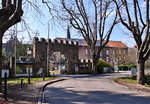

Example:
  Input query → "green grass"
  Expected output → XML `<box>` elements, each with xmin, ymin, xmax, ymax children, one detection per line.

<box><xmin>118</xmin><ymin>75</ymin><xmax>150</xmax><ymax>88</ymax></box>
<box><xmin>2</xmin><ymin>77</ymin><xmax>58</xmax><ymax>84</ymax></box>
<box><xmin>145</xmin><ymin>83</ymin><xmax>150</xmax><ymax>87</ymax></box>
<box><xmin>118</xmin><ymin>78</ymin><xmax>137</xmax><ymax>84</ymax></box>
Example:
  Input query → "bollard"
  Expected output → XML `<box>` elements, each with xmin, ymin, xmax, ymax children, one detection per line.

<box><xmin>28</xmin><ymin>69</ymin><xmax>31</xmax><ymax>84</ymax></box>
<box><xmin>4</xmin><ymin>72</ymin><xmax>7</xmax><ymax>101</ymax></box>
<box><xmin>20</xmin><ymin>79</ymin><xmax>24</xmax><ymax>90</ymax></box>
<box><xmin>43</xmin><ymin>73</ymin><xmax>45</xmax><ymax>81</ymax></box>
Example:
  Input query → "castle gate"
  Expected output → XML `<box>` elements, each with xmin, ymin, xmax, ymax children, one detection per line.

<box><xmin>33</xmin><ymin>37</ymin><xmax>79</xmax><ymax>76</ymax></box>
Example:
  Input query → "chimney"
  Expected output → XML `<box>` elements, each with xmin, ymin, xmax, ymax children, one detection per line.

<box><xmin>67</xmin><ymin>25</ymin><xmax>71</xmax><ymax>39</ymax></box>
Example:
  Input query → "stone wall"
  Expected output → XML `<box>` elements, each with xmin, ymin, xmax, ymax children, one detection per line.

<box><xmin>33</xmin><ymin>37</ymin><xmax>79</xmax><ymax>75</ymax></box>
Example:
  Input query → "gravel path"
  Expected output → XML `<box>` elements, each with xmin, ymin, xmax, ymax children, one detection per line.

<box><xmin>43</xmin><ymin>71</ymin><xmax>150</xmax><ymax>104</ymax></box>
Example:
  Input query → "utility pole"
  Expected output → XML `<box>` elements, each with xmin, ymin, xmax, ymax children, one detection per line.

<box><xmin>47</xmin><ymin>23</ymin><xmax>50</xmax><ymax>76</ymax></box>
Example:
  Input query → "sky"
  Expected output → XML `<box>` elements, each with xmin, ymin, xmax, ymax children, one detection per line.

<box><xmin>3</xmin><ymin>0</ymin><xmax>149</xmax><ymax>48</ymax></box>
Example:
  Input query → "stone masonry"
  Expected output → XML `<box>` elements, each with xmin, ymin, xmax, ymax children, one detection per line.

<box><xmin>33</xmin><ymin>37</ymin><xmax>79</xmax><ymax>76</ymax></box>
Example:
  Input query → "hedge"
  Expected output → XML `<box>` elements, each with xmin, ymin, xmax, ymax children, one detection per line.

<box><xmin>97</xmin><ymin>60</ymin><xmax>112</xmax><ymax>73</ymax></box>
<box><xmin>118</xmin><ymin>64</ymin><xmax>137</xmax><ymax>71</ymax></box>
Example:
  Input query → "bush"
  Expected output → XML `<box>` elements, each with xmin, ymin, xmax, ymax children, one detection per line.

<box><xmin>97</xmin><ymin>60</ymin><xmax>112</xmax><ymax>73</ymax></box>
<box><xmin>118</xmin><ymin>64</ymin><xmax>137</xmax><ymax>71</ymax></box>
<box><xmin>118</xmin><ymin>65</ymin><xmax>129</xmax><ymax>71</ymax></box>
<box><xmin>129</xmin><ymin>64</ymin><xmax>137</xmax><ymax>70</ymax></box>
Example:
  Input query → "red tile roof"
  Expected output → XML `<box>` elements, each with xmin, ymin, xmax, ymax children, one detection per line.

<box><xmin>107</xmin><ymin>41</ymin><xmax>128</xmax><ymax>48</ymax></box>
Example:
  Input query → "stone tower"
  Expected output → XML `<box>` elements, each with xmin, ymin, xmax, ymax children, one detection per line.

<box><xmin>33</xmin><ymin>37</ymin><xmax>79</xmax><ymax>75</ymax></box>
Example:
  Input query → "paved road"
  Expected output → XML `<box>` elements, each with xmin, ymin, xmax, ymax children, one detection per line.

<box><xmin>43</xmin><ymin>71</ymin><xmax>150</xmax><ymax>104</ymax></box>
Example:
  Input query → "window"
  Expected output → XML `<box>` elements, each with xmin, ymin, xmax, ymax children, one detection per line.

<box><xmin>119</xmin><ymin>50</ymin><xmax>122</xmax><ymax>54</ymax></box>
<box><xmin>113</xmin><ymin>50</ymin><xmax>115</xmax><ymax>54</ymax></box>
<box><xmin>106</xmin><ymin>50</ymin><xmax>109</xmax><ymax>55</ymax></box>
<box><xmin>124</xmin><ymin>50</ymin><xmax>126</xmax><ymax>54</ymax></box>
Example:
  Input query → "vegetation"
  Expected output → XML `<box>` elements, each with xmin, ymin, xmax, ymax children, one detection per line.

<box><xmin>97</xmin><ymin>60</ymin><xmax>112</xmax><ymax>73</ymax></box>
<box><xmin>0</xmin><ymin>0</ymin><xmax>23</xmax><ymax>91</ymax></box>
<box><xmin>2</xmin><ymin>36</ymin><xmax>33</xmax><ymax>69</ymax></box>
<box><xmin>113</xmin><ymin>0</ymin><xmax>150</xmax><ymax>85</ymax></box>
<box><xmin>118</xmin><ymin>75</ymin><xmax>150</xmax><ymax>87</ymax></box>
<box><xmin>2</xmin><ymin>77</ymin><xmax>58</xmax><ymax>84</ymax></box>
<box><xmin>61</xmin><ymin>0</ymin><xmax>117</xmax><ymax>73</ymax></box>
<box><xmin>5</xmin><ymin>36</ymin><xmax>33</xmax><ymax>58</ymax></box>
<box><xmin>118</xmin><ymin>65</ymin><xmax>129</xmax><ymax>71</ymax></box>
<box><xmin>118</xmin><ymin>77</ymin><xmax>137</xmax><ymax>84</ymax></box>
<box><xmin>118</xmin><ymin>64</ymin><xmax>136</xmax><ymax>71</ymax></box>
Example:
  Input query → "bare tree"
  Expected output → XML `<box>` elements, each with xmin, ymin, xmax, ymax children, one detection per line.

<box><xmin>113</xmin><ymin>0</ymin><xmax>150</xmax><ymax>84</ymax></box>
<box><xmin>61</xmin><ymin>0</ymin><xmax>117</xmax><ymax>73</ymax></box>
<box><xmin>0</xmin><ymin>0</ymin><xmax>23</xmax><ymax>91</ymax></box>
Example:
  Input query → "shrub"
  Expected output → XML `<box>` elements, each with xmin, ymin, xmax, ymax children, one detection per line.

<box><xmin>97</xmin><ymin>60</ymin><xmax>112</xmax><ymax>73</ymax></box>
<box><xmin>118</xmin><ymin>65</ymin><xmax>129</xmax><ymax>71</ymax></box>
<box><xmin>129</xmin><ymin>64</ymin><xmax>137</xmax><ymax>70</ymax></box>
<box><xmin>118</xmin><ymin>64</ymin><xmax>137</xmax><ymax>71</ymax></box>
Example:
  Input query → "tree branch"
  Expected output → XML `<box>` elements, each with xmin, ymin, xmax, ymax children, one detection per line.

<box><xmin>136</xmin><ymin>0</ymin><xmax>145</xmax><ymax>27</ymax></box>
<box><xmin>113</xmin><ymin>0</ymin><xmax>132</xmax><ymax>31</ymax></box>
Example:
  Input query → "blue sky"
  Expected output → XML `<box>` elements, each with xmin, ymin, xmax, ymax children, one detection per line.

<box><xmin>4</xmin><ymin>0</ymin><xmax>148</xmax><ymax>47</ymax></box>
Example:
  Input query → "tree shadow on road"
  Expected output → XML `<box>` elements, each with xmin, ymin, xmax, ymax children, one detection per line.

<box><xmin>44</xmin><ymin>87</ymin><xmax>150</xmax><ymax>104</ymax></box>
<box><xmin>7</xmin><ymin>84</ymin><xmax>40</xmax><ymax>104</ymax></box>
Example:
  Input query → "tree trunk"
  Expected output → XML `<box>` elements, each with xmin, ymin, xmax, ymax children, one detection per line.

<box><xmin>91</xmin><ymin>54</ymin><xmax>98</xmax><ymax>74</ymax></box>
<box><xmin>0</xmin><ymin>33</ymin><xmax>2</xmax><ymax>92</ymax></box>
<box><xmin>137</xmin><ymin>58</ymin><xmax>145</xmax><ymax>85</ymax></box>
<box><xmin>89</xmin><ymin>46</ymin><xmax>100</xmax><ymax>74</ymax></box>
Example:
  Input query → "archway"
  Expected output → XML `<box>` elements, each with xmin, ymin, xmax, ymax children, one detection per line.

<box><xmin>49</xmin><ymin>51</ymin><xmax>68</xmax><ymax>74</ymax></box>
<box><xmin>33</xmin><ymin>37</ymin><xmax>79</xmax><ymax>76</ymax></box>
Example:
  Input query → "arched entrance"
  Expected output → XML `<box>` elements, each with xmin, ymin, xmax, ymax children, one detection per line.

<box><xmin>33</xmin><ymin>37</ymin><xmax>79</xmax><ymax>76</ymax></box>
<box><xmin>49</xmin><ymin>52</ymin><xmax>68</xmax><ymax>74</ymax></box>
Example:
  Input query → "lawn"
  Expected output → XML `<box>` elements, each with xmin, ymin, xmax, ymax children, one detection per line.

<box><xmin>118</xmin><ymin>77</ymin><xmax>136</xmax><ymax>84</ymax></box>
<box><xmin>2</xmin><ymin>76</ymin><xmax>58</xmax><ymax>84</ymax></box>
<box><xmin>117</xmin><ymin>75</ymin><xmax>150</xmax><ymax>88</ymax></box>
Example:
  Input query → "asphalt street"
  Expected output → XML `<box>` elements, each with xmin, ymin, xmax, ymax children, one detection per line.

<box><xmin>43</xmin><ymin>71</ymin><xmax>150</xmax><ymax>104</ymax></box>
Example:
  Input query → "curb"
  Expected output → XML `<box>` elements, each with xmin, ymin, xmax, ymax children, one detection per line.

<box><xmin>38</xmin><ymin>79</ymin><xmax>66</xmax><ymax>104</ymax></box>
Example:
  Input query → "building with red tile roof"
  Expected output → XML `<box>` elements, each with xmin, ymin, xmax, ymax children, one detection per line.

<box><xmin>56</xmin><ymin>38</ymin><xmax>128</xmax><ymax>65</ymax></box>
<box><xmin>56</xmin><ymin>38</ymin><xmax>127</xmax><ymax>48</ymax></box>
